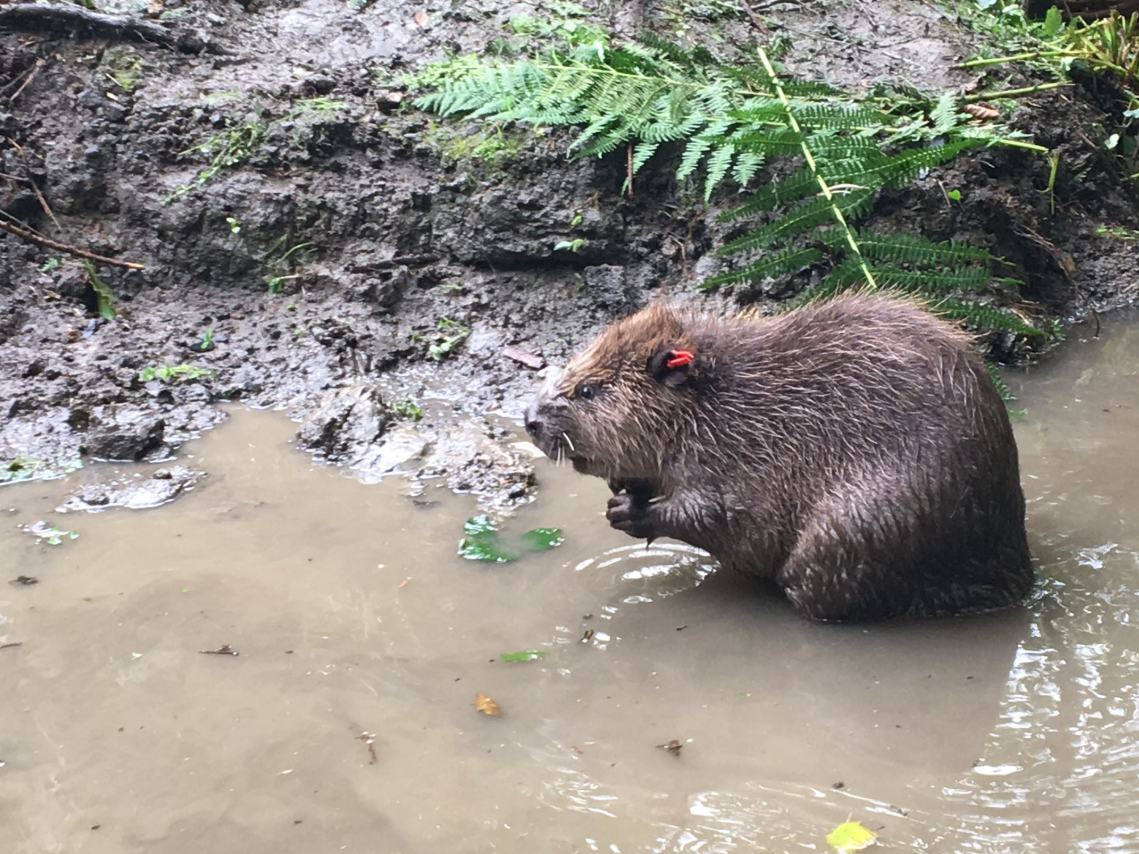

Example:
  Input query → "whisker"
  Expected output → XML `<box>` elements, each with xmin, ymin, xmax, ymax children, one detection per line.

<box><xmin>562</xmin><ymin>432</ymin><xmax>576</xmax><ymax>452</ymax></box>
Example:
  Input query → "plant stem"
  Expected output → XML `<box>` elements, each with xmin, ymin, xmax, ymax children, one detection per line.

<box><xmin>753</xmin><ymin>45</ymin><xmax>877</xmax><ymax>290</ymax></box>
<box><xmin>961</xmin><ymin>82</ymin><xmax>1068</xmax><ymax>102</ymax></box>
<box><xmin>956</xmin><ymin>50</ymin><xmax>1074</xmax><ymax>68</ymax></box>
<box><xmin>994</xmin><ymin>137</ymin><xmax>1050</xmax><ymax>152</ymax></box>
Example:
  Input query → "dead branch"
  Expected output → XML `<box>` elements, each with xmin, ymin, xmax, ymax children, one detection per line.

<box><xmin>0</xmin><ymin>214</ymin><xmax>144</xmax><ymax>270</ymax></box>
<box><xmin>0</xmin><ymin>3</ymin><xmax>175</xmax><ymax>47</ymax></box>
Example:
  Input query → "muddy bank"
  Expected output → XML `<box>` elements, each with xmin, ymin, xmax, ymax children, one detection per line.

<box><xmin>2</xmin><ymin>0</ymin><xmax>1138</xmax><ymax>498</ymax></box>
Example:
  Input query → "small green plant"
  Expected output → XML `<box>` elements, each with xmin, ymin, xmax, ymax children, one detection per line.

<box><xmin>1094</xmin><ymin>224</ymin><xmax>1139</xmax><ymax>240</ymax></box>
<box><xmin>391</xmin><ymin>401</ymin><xmax>424</xmax><ymax>420</ymax></box>
<box><xmin>80</xmin><ymin>259</ymin><xmax>116</xmax><ymax>319</ymax></box>
<box><xmin>139</xmin><ymin>364</ymin><xmax>216</xmax><ymax>382</ymax></box>
<box><xmin>39</xmin><ymin>256</ymin><xmax>60</xmax><ymax>273</ymax></box>
<box><xmin>427</xmin><ymin>317</ymin><xmax>470</xmax><ymax>361</ymax></box>
<box><xmin>166</xmin><ymin>117</ymin><xmax>266</xmax><ymax>201</ymax></box>
<box><xmin>263</xmin><ymin>233</ymin><xmax>314</xmax><ymax>293</ymax></box>
<box><xmin>199</xmin><ymin>328</ymin><xmax>214</xmax><ymax>350</ymax></box>
<box><xmin>104</xmin><ymin>48</ymin><xmax>142</xmax><ymax>91</ymax></box>
<box><xmin>225</xmin><ymin>216</ymin><xmax>241</xmax><ymax>234</ymax></box>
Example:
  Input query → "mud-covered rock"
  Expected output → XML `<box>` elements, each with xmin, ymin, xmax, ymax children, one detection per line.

<box><xmin>58</xmin><ymin>465</ymin><xmax>206</xmax><ymax>512</ymax></box>
<box><xmin>81</xmin><ymin>406</ymin><xmax>170</xmax><ymax>461</ymax></box>
<box><xmin>296</xmin><ymin>384</ymin><xmax>391</xmax><ymax>462</ymax></box>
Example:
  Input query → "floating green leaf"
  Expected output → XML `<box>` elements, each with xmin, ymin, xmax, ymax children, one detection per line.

<box><xmin>457</xmin><ymin>536</ymin><xmax>519</xmax><ymax>562</ymax></box>
<box><xmin>826</xmin><ymin>820</ymin><xmax>877</xmax><ymax>853</ymax></box>
<box><xmin>519</xmin><ymin>527</ymin><xmax>564</xmax><ymax>550</ymax></box>
<box><xmin>459</xmin><ymin>515</ymin><xmax>519</xmax><ymax>562</ymax></box>
<box><xmin>499</xmin><ymin>650</ymin><xmax>548</xmax><ymax>661</ymax></box>
<box><xmin>463</xmin><ymin>515</ymin><xmax>498</xmax><ymax>538</ymax></box>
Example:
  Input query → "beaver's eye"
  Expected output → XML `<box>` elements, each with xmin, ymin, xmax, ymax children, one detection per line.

<box><xmin>576</xmin><ymin>383</ymin><xmax>596</xmax><ymax>402</ymax></box>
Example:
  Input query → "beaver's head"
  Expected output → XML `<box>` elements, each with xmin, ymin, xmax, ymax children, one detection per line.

<box><xmin>524</xmin><ymin>304</ymin><xmax>702</xmax><ymax>484</ymax></box>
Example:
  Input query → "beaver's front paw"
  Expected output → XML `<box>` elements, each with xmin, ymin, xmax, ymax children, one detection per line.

<box><xmin>606</xmin><ymin>492</ymin><xmax>656</xmax><ymax>540</ymax></box>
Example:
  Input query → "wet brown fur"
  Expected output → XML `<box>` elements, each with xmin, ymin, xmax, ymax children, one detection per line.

<box><xmin>526</xmin><ymin>293</ymin><xmax>1034</xmax><ymax>622</ymax></box>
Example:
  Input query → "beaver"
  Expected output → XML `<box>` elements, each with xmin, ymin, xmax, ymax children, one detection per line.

<box><xmin>524</xmin><ymin>293</ymin><xmax>1034</xmax><ymax>622</ymax></box>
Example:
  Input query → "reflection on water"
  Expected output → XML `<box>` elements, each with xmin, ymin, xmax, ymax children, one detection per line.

<box><xmin>1</xmin><ymin>315</ymin><xmax>1138</xmax><ymax>853</ymax></box>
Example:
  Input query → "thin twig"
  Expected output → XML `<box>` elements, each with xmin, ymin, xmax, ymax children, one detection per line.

<box><xmin>6</xmin><ymin>58</ymin><xmax>44</xmax><ymax>103</ymax></box>
<box><xmin>625</xmin><ymin>142</ymin><xmax>634</xmax><ymax>197</ymax></box>
<box><xmin>30</xmin><ymin>178</ymin><xmax>64</xmax><ymax>235</ymax></box>
<box><xmin>0</xmin><ymin>215</ymin><xmax>144</xmax><ymax>270</ymax></box>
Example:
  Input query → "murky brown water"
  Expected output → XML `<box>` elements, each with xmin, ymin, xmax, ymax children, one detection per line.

<box><xmin>3</xmin><ymin>316</ymin><xmax>1138</xmax><ymax>854</ymax></box>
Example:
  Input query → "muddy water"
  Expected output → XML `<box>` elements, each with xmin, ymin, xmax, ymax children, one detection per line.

<box><xmin>2</xmin><ymin>318</ymin><xmax>1138</xmax><ymax>854</ymax></box>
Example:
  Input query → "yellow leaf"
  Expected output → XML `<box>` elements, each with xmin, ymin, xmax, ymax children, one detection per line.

<box><xmin>474</xmin><ymin>691</ymin><xmax>502</xmax><ymax>716</ymax></box>
<box><xmin>826</xmin><ymin>821</ymin><xmax>877</xmax><ymax>852</ymax></box>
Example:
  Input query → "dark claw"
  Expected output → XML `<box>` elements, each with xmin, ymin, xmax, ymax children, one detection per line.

<box><xmin>606</xmin><ymin>492</ymin><xmax>656</xmax><ymax>540</ymax></box>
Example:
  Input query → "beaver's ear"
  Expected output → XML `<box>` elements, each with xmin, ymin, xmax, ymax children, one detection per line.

<box><xmin>647</xmin><ymin>345</ymin><xmax>695</xmax><ymax>388</ymax></box>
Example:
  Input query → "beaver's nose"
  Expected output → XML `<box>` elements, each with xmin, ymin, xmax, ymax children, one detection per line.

<box><xmin>524</xmin><ymin>401</ymin><xmax>542</xmax><ymax>439</ymax></box>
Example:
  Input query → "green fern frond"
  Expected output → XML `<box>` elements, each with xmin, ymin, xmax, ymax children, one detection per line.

<box><xmin>731</xmin><ymin>150</ymin><xmax>765</xmax><ymax>186</ymax></box>
<box><xmin>721</xmin><ymin>66</ymin><xmax>844</xmax><ymax>98</ymax></box>
<box><xmin>718</xmin><ymin>166</ymin><xmax>820</xmax><ymax>220</ymax></box>
<box><xmin>704</xmin><ymin>144</ymin><xmax>736</xmax><ymax>201</ymax></box>
<box><xmin>701</xmin><ymin>246</ymin><xmax>824</xmax><ymax>289</ymax></box>
<box><xmin>726</xmin><ymin>127</ymin><xmax>806</xmax><ymax>156</ymax></box>
<box><xmin>631</xmin><ymin>141</ymin><xmax>659</xmax><ymax>173</ymax></box>
<box><xmin>928</xmin><ymin>298</ymin><xmax>1045</xmax><ymax>336</ymax></box>
<box><xmin>718</xmin><ymin>188</ymin><xmax>874</xmax><ymax>255</ymax></box>
<box><xmin>984</xmin><ymin>360</ymin><xmax>1015</xmax><ymax>402</ymax></box>
<box><xmin>866</xmin><ymin>265</ymin><xmax>993</xmax><ymax>292</ymax></box>
<box><xmin>832</xmin><ymin>138</ymin><xmax>983</xmax><ymax>189</ymax></box>
<box><xmin>636</xmin><ymin>31</ymin><xmax>717</xmax><ymax>68</ymax></box>
<box><xmin>853</xmin><ymin>231</ymin><xmax>999</xmax><ymax>266</ymax></box>
<box><xmin>930</xmin><ymin>92</ymin><xmax>958</xmax><ymax>134</ymax></box>
<box><xmin>791</xmin><ymin>104</ymin><xmax>885</xmax><ymax>129</ymax></box>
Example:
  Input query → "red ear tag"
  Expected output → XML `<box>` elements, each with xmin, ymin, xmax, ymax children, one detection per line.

<box><xmin>665</xmin><ymin>349</ymin><xmax>694</xmax><ymax>369</ymax></box>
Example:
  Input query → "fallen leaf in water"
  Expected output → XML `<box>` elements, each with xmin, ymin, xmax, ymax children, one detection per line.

<box><xmin>475</xmin><ymin>691</ymin><xmax>502</xmax><ymax>716</ymax></box>
<box><xmin>581</xmin><ymin>629</ymin><xmax>595</xmax><ymax>642</ymax></box>
<box><xmin>398</xmin><ymin>578</ymin><xmax>410</xmax><ymax>588</ymax></box>
<box><xmin>826</xmin><ymin>820</ymin><xmax>877</xmax><ymax>852</ymax></box>
<box><xmin>199</xmin><ymin>644</ymin><xmax>239</xmax><ymax>656</ymax></box>
<box><xmin>519</xmin><ymin>527</ymin><xmax>564</xmax><ymax>551</ymax></box>
<box><xmin>658</xmin><ymin>739</ymin><xmax>684</xmax><ymax>756</ymax></box>
<box><xmin>499</xmin><ymin>650</ymin><xmax>547</xmax><ymax>662</ymax></box>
